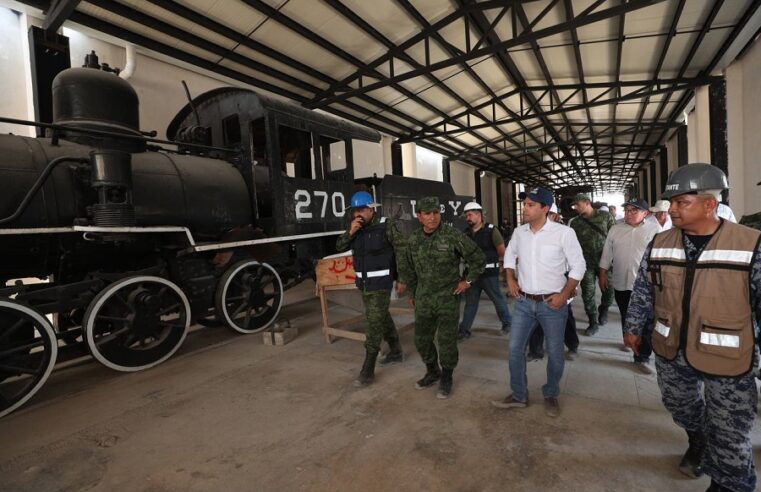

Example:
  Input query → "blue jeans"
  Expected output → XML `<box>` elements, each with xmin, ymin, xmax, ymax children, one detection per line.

<box><xmin>458</xmin><ymin>275</ymin><xmax>512</xmax><ymax>334</ymax></box>
<box><xmin>508</xmin><ymin>297</ymin><xmax>569</xmax><ymax>401</ymax></box>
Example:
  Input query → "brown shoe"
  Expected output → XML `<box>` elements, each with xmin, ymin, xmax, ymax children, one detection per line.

<box><xmin>491</xmin><ymin>394</ymin><xmax>527</xmax><ymax>409</ymax></box>
<box><xmin>544</xmin><ymin>397</ymin><xmax>560</xmax><ymax>417</ymax></box>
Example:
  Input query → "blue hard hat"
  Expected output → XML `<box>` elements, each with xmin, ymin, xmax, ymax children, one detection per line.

<box><xmin>350</xmin><ymin>191</ymin><xmax>379</xmax><ymax>209</ymax></box>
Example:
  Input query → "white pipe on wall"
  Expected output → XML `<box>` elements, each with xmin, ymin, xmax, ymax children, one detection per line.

<box><xmin>119</xmin><ymin>43</ymin><xmax>136</xmax><ymax>80</ymax></box>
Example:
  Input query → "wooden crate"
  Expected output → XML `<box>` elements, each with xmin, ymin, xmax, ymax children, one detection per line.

<box><xmin>315</xmin><ymin>251</ymin><xmax>413</xmax><ymax>343</ymax></box>
<box><xmin>315</xmin><ymin>251</ymin><xmax>356</xmax><ymax>287</ymax></box>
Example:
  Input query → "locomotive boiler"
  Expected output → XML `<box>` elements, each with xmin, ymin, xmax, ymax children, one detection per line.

<box><xmin>0</xmin><ymin>54</ymin><xmax>470</xmax><ymax>418</ymax></box>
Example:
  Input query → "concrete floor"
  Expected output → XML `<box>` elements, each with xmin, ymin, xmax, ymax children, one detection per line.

<box><xmin>1</xmin><ymin>282</ymin><xmax>759</xmax><ymax>492</ymax></box>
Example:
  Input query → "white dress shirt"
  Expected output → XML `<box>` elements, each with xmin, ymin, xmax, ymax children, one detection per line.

<box><xmin>599</xmin><ymin>220</ymin><xmax>661</xmax><ymax>291</ymax></box>
<box><xmin>504</xmin><ymin>219</ymin><xmax>586</xmax><ymax>295</ymax></box>
<box><xmin>646</xmin><ymin>213</ymin><xmax>672</xmax><ymax>232</ymax></box>
<box><xmin>717</xmin><ymin>203</ymin><xmax>737</xmax><ymax>223</ymax></box>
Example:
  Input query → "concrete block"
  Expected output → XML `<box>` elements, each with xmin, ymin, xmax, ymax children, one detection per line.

<box><xmin>263</xmin><ymin>322</ymin><xmax>298</xmax><ymax>346</ymax></box>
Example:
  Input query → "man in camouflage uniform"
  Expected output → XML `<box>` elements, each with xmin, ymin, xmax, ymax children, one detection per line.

<box><xmin>399</xmin><ymin>196</ymin><xmax>485</xmax><ymax>399</ymax></box>
<box><xmin>336</xmin><ymin>191</ymin><xmax>407</xmax><ymax>388</ymax></box>
<box><xmin>739</xmin><ymin>180</ymin><xmax>761</xmax><ymax>231</ymax></box>
<box><xmin>570</xmin><ymin>193</ymin><xmax>616</xmax><ymax>335</ymax></box>
<box><xmin>624</xmin><ymin>164</ymin><xmax>761</xmax><ymax>492</ymax></box>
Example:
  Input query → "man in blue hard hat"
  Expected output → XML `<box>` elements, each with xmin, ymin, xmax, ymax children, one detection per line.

<box><xmin>336</xmin><ymin>191</ymin><xmax>408</xmax><ymax>387</ymax></box>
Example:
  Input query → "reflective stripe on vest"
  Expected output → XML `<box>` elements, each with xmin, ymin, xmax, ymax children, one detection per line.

<box><xmin>355</xmin><ymin>269</ymin><xmax>391</xmax><ymax>278</ymax></box>
<box><xmin>700</xmin><ymin>332</ymin><xmax>740</xmax><ymax>348</ymax></box>
<box><xmin>650</xmin><ymin>248</ymin><xmax>686</xmax><ymax>261</ymax></box>
<box><xmin>654</xmin><ymin>321</ymin><xmax>670</xmax><ymax>338</ymax></box>
<box><xmin>696</xmin><ymin>249</ymin><xmax>753</xmax><ymax>264</ymax></box>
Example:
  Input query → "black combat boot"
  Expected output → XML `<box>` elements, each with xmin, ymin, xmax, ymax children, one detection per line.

<box><xmin>679</xmin><ymin>430</ymin><xmax>706</xmax><ymax>478</ymax></box>
<box><xmin>705</xmin><ymin>480</ymin><xmax>733</xmax><ymax>492</ymax></box>
<box><xmin>585</xmin><ymin>320</ymin><xmax>599</xmax><ymax>336</ymax></box>
<box><xmin>415</xmin><ymin>362</ymin><xmax>441</xmax><ymax>389</ymax></box>
<box><xmin>379</xmin><ymin>340</ymin><xmax>404</xmax><ymax>366</ymax></box>
<box><xmin>437</xmin><ymin>368</ymin><xmax>453</xmax><ymax>399</ymax></box>
<box><xmin>353</xmin><ymin>351</ymin><xmax>377</xmax><ymax>387</ymax></box>
<box><xmin>598</xmin><ymin>304</ymin><xmax>609</xmax><ymax>325</ymax></box>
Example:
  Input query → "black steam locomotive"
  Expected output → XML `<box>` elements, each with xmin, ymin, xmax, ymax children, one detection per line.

<box><xmin>0</xmin><ymin>56</ymin><xmax>469</xmax><ymax>418</ymax></box>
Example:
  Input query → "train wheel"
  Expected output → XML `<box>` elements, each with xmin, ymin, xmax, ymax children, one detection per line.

<box><xmin>0</xmin><ymin>300</ymin><xmax>58</xmax><ymax>418</ymax></box>
<box><xmin>215</xmin><ymin>260</ymin><xmax>283</xmax><ymax>334</ymax></box>
<box><xmin>83</xmin><ymin>276</ymin><xmax>190</xmax><ymax>372</ymax></box>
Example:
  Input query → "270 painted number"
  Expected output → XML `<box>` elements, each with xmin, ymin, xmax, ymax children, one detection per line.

<box><xmin>294</xmin><ymin>190</ymin><xmax>346</xmax><ymax>219</ymax></box>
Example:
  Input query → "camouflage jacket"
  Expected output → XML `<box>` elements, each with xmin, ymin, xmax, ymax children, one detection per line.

<box><xmin>624</xmin><ymin>233</ymin><xmax>761</xmax><ymax>338</ymax></box>
<box><xmin>400</xmin><ymin>223</ymin><xmax>485</xmax><ymax>299</ymax></box>
<box><xmin>740</xmin><ymin>211</ymin><xmax>761</xmax><ymax>231</ymax></box>
<box><xmin>570</xmin><ymin>210</ymin><xmax>616</xmax><ymax>267</ymax></box>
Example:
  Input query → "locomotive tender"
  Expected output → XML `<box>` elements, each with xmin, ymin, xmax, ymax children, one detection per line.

<box><xmin>0</xmin><ymin>56</ymin><xmax>468</xmax><ymax>418</ymax></box>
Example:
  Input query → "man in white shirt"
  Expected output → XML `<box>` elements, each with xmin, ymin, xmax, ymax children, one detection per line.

<box><xmin>648</xmin><ymin>200</ymin><xmax>672</xmax><ymax>231</ymax></box>
<box><xmin>717</xmin><ymin>202</ymin><xmax>737</xmax><ymax>223</ymax></box>
<box><xmin>598</xmin><ymin>198</ymin><xmax>660</xmax><ymax>374</ymax></box>
<box><xmin>491</xmin><ymin>187</ymin><xmax>586</xmax><ymax>417</ymax></box>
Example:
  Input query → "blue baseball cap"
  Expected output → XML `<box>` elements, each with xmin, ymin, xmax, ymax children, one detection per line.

<box><xmin>519</xmin><ymin>187</ymin><xmax>554</xmax><ymax>207</ymax></box>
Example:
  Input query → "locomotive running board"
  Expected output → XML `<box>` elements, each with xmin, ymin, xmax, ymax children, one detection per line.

<box><xmin>189</xmin><ymin>230</ymin><xmax>344</xmax><ymax>253</ymax></box>
<box><xmin>0</xmin><ymin>226</ymin><xmax>343</xmax><ymax>254</ymax></box>
<box><xmin>0</xmin><ymin>226</ymin><xmax>196</xmax><ymax>245</ymax></box>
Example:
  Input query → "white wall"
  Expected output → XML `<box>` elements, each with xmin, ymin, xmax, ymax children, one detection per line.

<box><xmin>687</xmin><ymin>85</ymin><xmax>711</xmax><ymax>164</ymax></box>
<box><xmin>450</xmin><ymin>160</ymin><xmax>476</xmax><ymax>197</ymax></box>
<box><xmin>727</xmin><ymin>37</ymin><xmax>761</xmax><ymax>219</ymax></box>
<box><xmin>401</xmin><ymin>142</ymin><xmax>416</xmax><ymax>177</ymax></box>
<box><xmin>665</xmin><ymin>133</ymin><xmax>678</xmax><ymax>174</ymax></box>
<box><xmin>63</xmin><ymin>27</ymin><xmax>240</xmax><ymax>140</ymax></box>
<box><xmin>414</xmin><ymin>145</ymin><xmax>443</xmax><ymax>182</ymax></box>
<box><xmin>480</xmin><ymin>173</ymin><xmax>498</xmax><ymax>223</ymax></box>
<box><xmin>352</xmin><ymin>140</ymin><xmax>383</xmax><ymax>179</ymax></box>
<box><xmin>0</xmin><ymin>8</ymin><xmax>33</xmax><ymax>136</ymax></box>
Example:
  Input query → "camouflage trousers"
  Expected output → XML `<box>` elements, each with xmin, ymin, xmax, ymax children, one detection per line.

<box><xmin>414</xmin><ymin>295</ymin><xmax>460</xmax><ymax>369</ymax></box>
<box><xmin>655</xmin><ymin>351</ymin><xmax>758</xmax><ymax>492</ymax></box>
<box><xmin>580</xmin><ymin>267</ymin><xmax>613</xmax><ymax>322</ymax></box>
<box><xmin>361</xmin><ymin>290</ymin><xmax>399</xmax><ymax>356</ymax></box>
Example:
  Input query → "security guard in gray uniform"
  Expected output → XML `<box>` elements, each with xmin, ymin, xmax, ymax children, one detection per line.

<box><xmin>624</xmin><ymin>164</ymin><xmax>761</xmax><ymax>492</ymax></box>
<box><xmin>336</xmin><ymin>191</ymin><xmax>407</xmax><ymax>387</ymax></box>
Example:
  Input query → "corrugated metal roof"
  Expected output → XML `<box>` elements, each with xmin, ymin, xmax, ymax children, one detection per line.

<box><xmin>15</xmin><ymin>0</ymin><xmax>761</xmax><ymax>190</ymax></box>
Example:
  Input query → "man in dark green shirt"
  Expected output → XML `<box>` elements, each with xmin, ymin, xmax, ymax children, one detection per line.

<box><xmin>399</xmin><ymin>196</ymin><xmax>485</xmax><ymax>399</ymax></box>
<box><xmin>570</xmin><ymin>194</ymin><xmax>616</xmax><ymax>335</ymax></box>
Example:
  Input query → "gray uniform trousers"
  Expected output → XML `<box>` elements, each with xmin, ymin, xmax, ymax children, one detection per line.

<box><xmin>655</xmin><ymin>350</ymin><xmax>757</xmax><ymax>492</ymax></box>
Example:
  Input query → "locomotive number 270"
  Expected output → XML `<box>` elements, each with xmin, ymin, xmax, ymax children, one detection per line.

<box><xmin>294</xmin><ymin>190</ymin><xmax>346</xmax><ymax>219</ymax></box>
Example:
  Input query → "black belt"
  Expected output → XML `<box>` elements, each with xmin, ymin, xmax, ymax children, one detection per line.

<box><xmin>519</xmin><ymin>291</ymin><xmax>557</xmax><ymax>302</ymax></box>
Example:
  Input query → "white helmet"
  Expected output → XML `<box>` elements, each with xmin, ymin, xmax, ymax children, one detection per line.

<box><xmin>463</xmin><ymin>201</ymin><xmax>483</xmax><ymax>212</ymax></box>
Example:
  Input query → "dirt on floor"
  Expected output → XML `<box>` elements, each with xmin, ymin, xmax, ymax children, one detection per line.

<box><xmin>1</xmin><ymin>284</ymin><xmax>758</xmax><ymax>492</ymax></box>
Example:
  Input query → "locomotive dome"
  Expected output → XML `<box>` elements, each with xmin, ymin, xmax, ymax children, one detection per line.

<box><xmin>52</xmin><ymin>66</ymin><xmax>140</xmax><ymax>136</ymax></box>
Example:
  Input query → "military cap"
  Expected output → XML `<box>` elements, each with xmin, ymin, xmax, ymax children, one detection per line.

<box><xmin>573</xmin><ymin>193</ymin><xmax>592</xmax><ymax>203</ymax></box>
<box><xmin>417</xmin><ymin>196</ymin><xmax>440</xmax><ymax>212</ymax></box>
